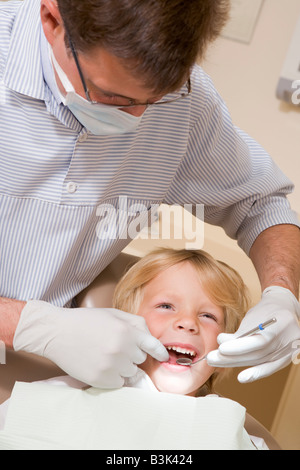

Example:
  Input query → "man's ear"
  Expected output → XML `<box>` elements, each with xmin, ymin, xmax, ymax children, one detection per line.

<box><xmin>40</xmin><ymin>0</ymin><xmax>63</xmax><ymax>46</ymax></box>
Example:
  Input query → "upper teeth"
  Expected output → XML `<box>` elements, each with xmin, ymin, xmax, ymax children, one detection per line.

<box><xmin>167</xmin><ymin>346</ymin><xmax>196</xmax><ymax>357</ymax></box>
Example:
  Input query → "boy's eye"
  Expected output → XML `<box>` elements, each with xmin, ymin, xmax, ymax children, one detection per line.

<box><xmin>157</xmin><ymin>303</ymin><xmax>173</xmax><ymax>310</ymax></box>
<box><xmin>199</xmin><ymin>313</ymin><xmax>217</xmax><ymax>322</ymax></box>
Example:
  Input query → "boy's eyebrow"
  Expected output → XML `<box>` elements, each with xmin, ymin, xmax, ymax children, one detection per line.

<box><xmin>151</xmin><ymin>292</ymin><xmax>179</xmax><ymax>301</ymax></box>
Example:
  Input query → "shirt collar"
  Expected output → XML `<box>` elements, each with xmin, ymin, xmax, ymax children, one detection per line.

<box><xmin>3</xmin><ymin>0</ymin><xmax>46</xmax><ymax>101</ymax></box>
<box><xmin>3</xmin><ymin>0</ymin><xmax>82</xmax><ymax>131</ymax></box>
<box><xmin>40</xmin><ymin>23</ymin><xmax>64</xmax><ymax>105</ymax></box>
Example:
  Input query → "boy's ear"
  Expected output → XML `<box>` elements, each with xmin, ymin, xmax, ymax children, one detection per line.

<box><xmin>40</xmin><ymin>0</ymin><xmax>63</xmax><ymax>46</ymax></box>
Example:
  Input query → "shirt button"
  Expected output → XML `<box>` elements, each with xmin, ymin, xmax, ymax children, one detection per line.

<box><xmin>66</xmin><ymin>182</ymin><xmax>78</xmax><ymax>194</ymax></box>
<box><xmin>78</xmin><ymin>133</ymin><xmax>88</xmax><ymax>143</ymax></box>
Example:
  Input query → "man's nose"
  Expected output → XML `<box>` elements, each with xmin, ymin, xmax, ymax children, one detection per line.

<box><xmin>120</xmin><ymin>105</ymin><xmax>147</xmax><ymax>117</ymax></box>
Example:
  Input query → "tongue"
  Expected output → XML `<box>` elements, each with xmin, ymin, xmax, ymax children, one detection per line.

<box><xmin>167</xmin><ymin>350</ymin><xmax>189</xmax><ymax>365</ymax></box>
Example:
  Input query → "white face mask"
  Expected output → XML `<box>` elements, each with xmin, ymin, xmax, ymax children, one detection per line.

<box><xmin>49</xmin><ymin>47</ymin><xmax>143</xmax><ymax>136</ymax></box>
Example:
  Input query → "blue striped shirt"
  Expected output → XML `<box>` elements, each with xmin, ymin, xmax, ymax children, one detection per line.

<box><xmin>1</xmin><ymin>0</ymin><xmax>299</xmax><ymax>307</ymax></box>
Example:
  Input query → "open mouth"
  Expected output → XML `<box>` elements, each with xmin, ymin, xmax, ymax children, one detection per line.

<box><xmin>165</xmin><ymin>344</ymin><xmax>199</xmax><ymax>365</ymax></box>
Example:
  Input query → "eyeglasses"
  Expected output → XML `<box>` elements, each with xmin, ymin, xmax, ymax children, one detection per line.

<box><xmin>65</xmin><ymin>29</ymin><xmax>191</xmax><ymax>109</ymax></box>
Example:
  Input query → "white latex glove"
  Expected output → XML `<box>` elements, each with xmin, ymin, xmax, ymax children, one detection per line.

<box><xmin>13</xmin><ymin>300</ymin><xmax>169</xmax><ymax>388</ymax></box>
<box><xmin>207</xmin><ymin>286</ymin><xmax>300</xmax><ymax>383</ymax></box>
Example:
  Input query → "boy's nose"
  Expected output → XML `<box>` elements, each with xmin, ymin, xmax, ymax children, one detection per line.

<box><xmin>173</xmin><ymin>313</ymin><xmax>199</xmax><ymax>334</ymax></box>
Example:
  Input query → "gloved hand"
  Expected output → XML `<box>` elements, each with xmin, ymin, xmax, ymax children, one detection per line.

<box><xmin>13</xmin><ymin>300</ymin><xmax>169</xmax><ymax>388</ymax></box>
<box><xmin>207</xmin><ymin>286</ymin><xmax>300</xmax><ymax>383</ymax></box>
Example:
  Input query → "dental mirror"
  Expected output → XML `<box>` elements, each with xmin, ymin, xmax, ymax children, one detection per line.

<box><xmin>176</xmin><ymin>318</ymin><xmax>277</xmax><ymax>367</ymax></box>
<box><xmin>176</xmin><ymin>355</ymin><xmax>207</xmax><ymax>366</ymax></box>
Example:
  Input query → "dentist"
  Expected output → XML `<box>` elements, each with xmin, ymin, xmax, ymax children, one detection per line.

<box><xmin>0</xmin><ymin>0</ymin><xmax>299</xmax><ymax>388</ymax></box>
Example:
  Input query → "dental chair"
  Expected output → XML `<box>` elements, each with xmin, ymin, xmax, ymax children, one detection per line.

<box><xmin>0</xmin><ymin>253</ymin><xmax>281</xmax><ymax>450</ymax></box>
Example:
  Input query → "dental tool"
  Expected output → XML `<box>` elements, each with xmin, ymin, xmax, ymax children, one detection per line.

<box><xmin>176</xmin><ymin>318</ymin><xmax>277</xmax><ymax>366</ymax></box>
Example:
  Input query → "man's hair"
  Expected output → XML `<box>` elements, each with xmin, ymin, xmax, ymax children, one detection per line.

<box><xmin>57</xmin><ymin>0</ymin><xmax>230</xmax><ymax>95</ymax></box>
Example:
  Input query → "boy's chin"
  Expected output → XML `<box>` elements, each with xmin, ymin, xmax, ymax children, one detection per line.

<box><xmin>147</xmin><ymin>366</ymin><xmax>199</xmax><ymax>396</ymax></box>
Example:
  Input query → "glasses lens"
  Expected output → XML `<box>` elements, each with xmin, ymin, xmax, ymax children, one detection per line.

<box><xmin>88</xmin><ymin>90</ymin><xmax>134</xmax><ymax>107</ymax></box>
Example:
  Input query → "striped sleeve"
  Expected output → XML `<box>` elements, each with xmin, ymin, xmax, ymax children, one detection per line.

<box><xmin>164</xmin><ymin>69</ymin><xmax>299</xmax><ymax>255</ymax></box>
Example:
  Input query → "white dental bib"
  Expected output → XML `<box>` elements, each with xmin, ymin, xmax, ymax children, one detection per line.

<box><xmin>0</xmin><ymin>372</ymin><xmax>257</xmax><ymax>450</ymax></box>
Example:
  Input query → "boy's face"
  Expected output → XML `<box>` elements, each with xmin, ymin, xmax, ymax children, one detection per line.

<box><xmin>137</xmin><ymin>262</ymin><xmax>225</xmax><ymax>396</ymax></box>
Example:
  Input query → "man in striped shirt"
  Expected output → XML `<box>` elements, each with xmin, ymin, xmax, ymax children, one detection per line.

<box><xmin>1</xmin><ymin>0</ymin><xmax>299</xmax><ymax>388</ymax></box>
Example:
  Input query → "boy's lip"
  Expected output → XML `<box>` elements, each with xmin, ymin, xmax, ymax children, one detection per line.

<box><xmin>163</xmin><ymin>342</ymin><xmax>202</xmax><ymax>363</ymax></box>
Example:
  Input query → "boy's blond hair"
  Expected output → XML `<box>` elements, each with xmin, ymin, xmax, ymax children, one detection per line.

<box><xmin>113</xmin><ymin>248</ymin><xmax>251</xmax><ymax>395</ymax></box>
